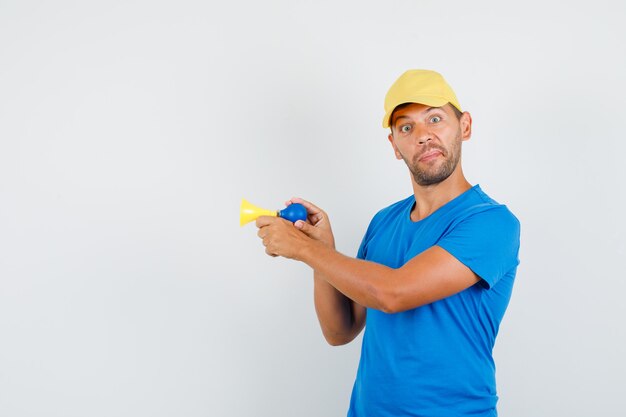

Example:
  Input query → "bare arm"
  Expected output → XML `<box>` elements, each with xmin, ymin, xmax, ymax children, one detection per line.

<box><xmin>282</xmin><ymin>199</ymin><xmax>366</xmax><ymax>346</ymax></box>
<box><xmin>314</xmin><ymin>271</ymin><xmax>366</xmax><ymax>345</ymax></box>
<box><xmin>257</xmin><ymin>214</ymin><xmax>480</xmax><ymax>314</ymax></box>
<box><xmin>301</xmin><ymin>243</ymin><xmax>479</xmax><ymax>313</ymax></box>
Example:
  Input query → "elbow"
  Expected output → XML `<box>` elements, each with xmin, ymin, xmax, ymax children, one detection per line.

<box><xmin>374</xmin><ymin>286</ymin><xmax>403</xmax><ymax>314</ymax></box>
<box><xmin>323</xmin><ymin>332</ymin><xmax>353</xmax><ymax>346</ymax></box>
<box><xmin>378</xmin><ymin>295</ymin><xmax>423</xmax><ymax>314</ymax></box>
<box><xmin>378</xmin><ymin>299</ymin><xmax>400</xmax><ymax>314</ymax></box>
<box><xmin>361</xmin><ymin>277</ymin><xmax>402</xmax><ymax>314</ymax></box>
<box><xmin>326</xmin><ymin>338</ymin><xmax>349</xmax><ymax>347</ymax></box>
<box><xmin>370</xmin><ymin>273</ymin><xmax>420</xmax><ymax>314</ymax></box>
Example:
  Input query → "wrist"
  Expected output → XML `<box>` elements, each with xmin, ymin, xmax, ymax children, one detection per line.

<box><xmin>298</xmin><ymin>238</ymin><xmax>326</xmax><ymax>265</ymax></box>
<box><xmin>320</xmin><ymin>231</ymin><xmax>336</xmax><ymax>249</ymax></box>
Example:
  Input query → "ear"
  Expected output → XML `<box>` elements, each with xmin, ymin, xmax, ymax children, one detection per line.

<box><xmin>460</xmin><ymin>112</ymin><xmax>472</xmax><ymax>142</ymax></box>
<box><xmin>388</xmin><ymin>132</ymin><xmax>403</xmax><ymax>160</ymax></box>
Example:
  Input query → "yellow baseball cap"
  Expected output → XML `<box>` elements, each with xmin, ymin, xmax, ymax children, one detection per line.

<box><xmin>382</xmin><ymin>69</ymin><xmax>462</xmax><ymax>128</ymax></box>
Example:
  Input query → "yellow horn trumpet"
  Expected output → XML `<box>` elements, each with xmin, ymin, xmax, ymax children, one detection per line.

<box><xmin>240</xmin><ymin>199</ymin><xmax>278</xmax><ymax>226</ymax></box>
<box><xmin>240</xmin><ymin>199</ymin><xmax>308</xmax><ymax>226</ymax></box>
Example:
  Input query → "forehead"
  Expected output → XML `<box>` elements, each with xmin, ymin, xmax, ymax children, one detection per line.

<box><xmin>392</xmin><ymin>103</ymin><xmax>449</xmax><ymax>122</ymax></box>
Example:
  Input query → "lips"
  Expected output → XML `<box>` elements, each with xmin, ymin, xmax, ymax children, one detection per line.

<box><xmin>419</xmin><ymin>149</ymin><xmax>444</xmax><ymax>162</ymax></box>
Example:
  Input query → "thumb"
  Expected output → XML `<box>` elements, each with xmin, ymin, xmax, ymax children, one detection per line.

<box><xmin>294</xmin><ymin>220</ymin><xmax>319</xmax><ymax>239</ymax></box>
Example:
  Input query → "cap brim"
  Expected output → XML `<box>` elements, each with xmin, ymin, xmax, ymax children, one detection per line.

<box><xmin>382</xmin><ymin>96</ymin><xmax>450</xmax><ymax>128</ymax></box>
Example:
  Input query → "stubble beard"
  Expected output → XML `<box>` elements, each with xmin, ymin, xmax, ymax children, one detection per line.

<box><xmin>404</xmin><ymin>130</ymin><xmax>462</xmax><ymax>186</ymax></box>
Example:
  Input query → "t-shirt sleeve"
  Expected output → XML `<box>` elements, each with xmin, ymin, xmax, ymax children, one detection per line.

<box><xmin>436</xmin><ymin>206</ymin><xmax>521</xmax><ymax>289</ymax></box>
<box><xmin>356</xmin><ymin>221</ymin><xmax>374</xmax><ymax>260</ymax></box>
<box><xmin>356</xmin><ymin>237</ymin><xmax>367</xmax><ymax>260</ymax></box>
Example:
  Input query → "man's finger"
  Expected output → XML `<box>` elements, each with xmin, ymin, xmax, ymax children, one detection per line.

<box><xmin>288</xmin><ymin>197</ymin><xmax>323</xmax><ymax>215</ymax></box>
<box><xmin>294</xmin><ymin>220</ymin><xmax>320</xmax><ymax>239</ymax></box>
<box><xmin>256</xmin><ymin>216</ymin><xmax>277</xmax><ymax>228</ymax></box>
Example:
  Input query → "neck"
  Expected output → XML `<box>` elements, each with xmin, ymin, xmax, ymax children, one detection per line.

<box><xmin>409</xmin><ymin>169</ymin><xmax>472</xmax><ymax>222</ymax></box>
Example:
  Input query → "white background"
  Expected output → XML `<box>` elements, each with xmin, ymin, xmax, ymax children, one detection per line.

<box><xmin>1</xmin><ymin>1</ymin><xmax>625</xmax><ymax>416</ymax></box>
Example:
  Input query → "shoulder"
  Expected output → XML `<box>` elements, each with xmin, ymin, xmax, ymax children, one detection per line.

<box><xmin>448</xmin><ymin>185</ymin><xmax>520</xmax><ymax>234</ymax></box>
<box><xmin>437</xmin><ymin>187</ymin><xmax>521</xmax><ymax>287</ymax></box>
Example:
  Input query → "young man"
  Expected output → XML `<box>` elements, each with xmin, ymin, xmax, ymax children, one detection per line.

<box><xmin>256</xmin><ymin>69</ymin><xmax>520</xmax><ymax>417</ymax></box>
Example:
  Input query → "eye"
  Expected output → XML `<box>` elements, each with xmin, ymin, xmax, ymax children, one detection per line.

<box><xmin>400</xmin><ymin>125</ymin><xmax>411</xmax><ymax>133</ymax></box>
<box><xmin>430</xmin><ymin>116</ymin><xmax>442</xmax><ymax>123</ymax></box>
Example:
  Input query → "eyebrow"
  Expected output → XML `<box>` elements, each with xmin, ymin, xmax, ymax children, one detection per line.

<box><xmin>393</xmin><ymin>107</ymin><xmax>443</xmax><ymax>123</ymax></box>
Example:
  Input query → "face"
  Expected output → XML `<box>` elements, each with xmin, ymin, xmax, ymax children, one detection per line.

<box><xmin>388</xmin><ymin>103</ymin><xmax>471</xmax><ymax>186</ymax></box>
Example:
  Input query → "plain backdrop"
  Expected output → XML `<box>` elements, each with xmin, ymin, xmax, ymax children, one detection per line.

<box><xmin>1</xmin><ymin>1</ymin><xmax>625</xmax><ymax>416</ymax></box>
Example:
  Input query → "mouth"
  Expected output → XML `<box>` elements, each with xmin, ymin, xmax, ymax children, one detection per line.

<box><xmin>418</xmin><ymin>149</ymin><xmax>444</xmax><ymax>162</ymax></box>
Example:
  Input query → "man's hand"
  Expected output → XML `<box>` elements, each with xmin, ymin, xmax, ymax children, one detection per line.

<box><xmin>256</xmin><ymin>198</ymin><xmax>335</xmax><ymax>259</ymax></box>
<box><xmin>256</xmin><ymin>216</ymin><xmax>314</xmax><ymax>259</ymax></box>
<box><xmin>285</xmin><ymin>198</ymin><xmax>335</xmax><ymax>248</ymax></box>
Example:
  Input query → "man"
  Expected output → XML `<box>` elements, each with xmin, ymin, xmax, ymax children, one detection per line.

<box><xmin>256</xmin><ymin>69</ymin><xmax>520</xmax><ymax>417</ymax></box>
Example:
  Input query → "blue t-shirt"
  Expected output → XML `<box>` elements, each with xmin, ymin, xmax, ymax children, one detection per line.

<box><xmin>347</xmin><ymin>185</ymin><xmax>520</xmax><ymax>417</ymax></box>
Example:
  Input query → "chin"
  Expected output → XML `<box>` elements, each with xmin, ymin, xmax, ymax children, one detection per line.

<box><xmin>413</xmin><ymin>168</ymin><xmax>455</xmax><ymax>186</ymax></box>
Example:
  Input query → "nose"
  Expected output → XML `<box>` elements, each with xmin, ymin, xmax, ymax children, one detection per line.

<box><xmin>413</xmin><ymin>123</ymin><xmax>432</xmax><ymax>145</ymax></box>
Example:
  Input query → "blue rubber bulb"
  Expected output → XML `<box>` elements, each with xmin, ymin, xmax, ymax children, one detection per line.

<box><xmin>279</xmin><ymin>203</ymin><xmax>308</xmax><ymax>223</ymax></box>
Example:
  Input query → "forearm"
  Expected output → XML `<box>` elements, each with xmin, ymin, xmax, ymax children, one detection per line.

<box><xmin>256</xmin><ymin>212</ymin><xmax>395</xmax><ymax>312</ymax></box>
<box><xmin>313</xmin><ymin>270</ymin><xmax>363</xmax><ymax>345</ymax></box>
<box><xmin>257</xmin><ymin>206</ymin><xmax>478</xmax><ymax>315</ymax></box>
<box><xmin>301</xmin><ymin>240</ymin><xmax>396</xmax><ymax>313</ymax></box>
